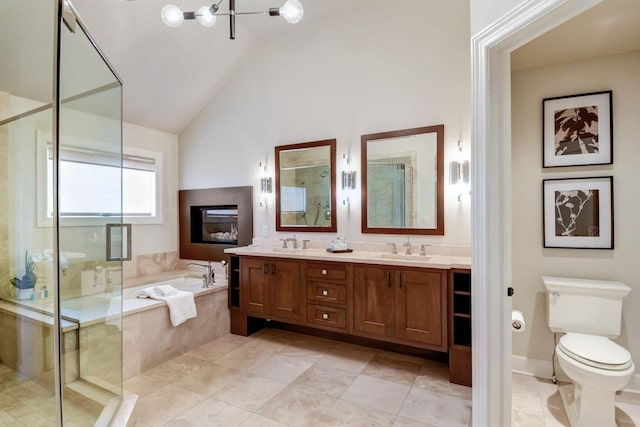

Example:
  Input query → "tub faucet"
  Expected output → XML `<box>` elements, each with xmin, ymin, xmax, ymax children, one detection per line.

<box><xmin>187</xmin><ymin>261</ymin><xmax>215</xmax><ymax>288</ymax></box>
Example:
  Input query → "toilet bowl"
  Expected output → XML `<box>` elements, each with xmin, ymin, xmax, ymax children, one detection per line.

<box><xmin>556</xmin><ymin>333</ymin><xmax>635</xmax><ymax>427</ymax></box>
<box><xmin>542</xmin><ymin>276</ymin><xmax>634</xmax><ymax>427</ymax></box>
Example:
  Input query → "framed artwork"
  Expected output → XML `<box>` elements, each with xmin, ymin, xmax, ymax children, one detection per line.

<box><xmin>543</xmin><ymin>176</ymin><xmax>613</xmax><ymax>249</ymax></box>
<box><xmin>543</xmin><ymin>90</ymin><xmax>612</xmax><ymax>167</ymax></box>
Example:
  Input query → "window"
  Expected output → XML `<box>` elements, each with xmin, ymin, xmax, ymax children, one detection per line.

<box><xmin>37</xmin><ymin>131</ymin><xmax>163</xmax><ymax>226</ymax></box>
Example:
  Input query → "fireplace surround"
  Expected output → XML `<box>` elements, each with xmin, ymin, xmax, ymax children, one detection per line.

<box><xmin>179</xmin><ymin>186</ymin><xmax>253</xmax><ymax>261</ymax></box>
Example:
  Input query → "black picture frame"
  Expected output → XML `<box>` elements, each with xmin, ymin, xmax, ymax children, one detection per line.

<box><xmin>542</xmin><ymin>176</ymin><xmax>613</xmax><ymax>249</ymax></box>
<box><xmin>542</xmin><ymin>90</ymin><xmax>612</xmax><ymax>167</ymax></box>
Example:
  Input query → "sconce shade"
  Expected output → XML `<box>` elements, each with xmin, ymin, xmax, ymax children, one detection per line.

<box><xmin>279</xmin><ymin>0</ymin><xmax>304</xmax><ymax>23</ymax></box>
<box><xmin>450</xmin><ymin>160</ymin><xmax>470</xmax><ymax>185</ymax></box>
<box><xmin>161</xmin><ymin>4</ymin><xmax>184</xmax><ymax>27</ymax></box>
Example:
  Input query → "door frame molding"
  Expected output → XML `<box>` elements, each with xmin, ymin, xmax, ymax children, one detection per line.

<box><xmin>470</xmin><ymin>0</ymin><xmax>603</xmax><ymax>425</ymax></box>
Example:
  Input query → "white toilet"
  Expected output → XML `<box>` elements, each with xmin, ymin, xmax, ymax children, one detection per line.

<box><xmin>543</xmin><ymin>276</ymin><xmax>635</xmax><ymax>427</ymax></box>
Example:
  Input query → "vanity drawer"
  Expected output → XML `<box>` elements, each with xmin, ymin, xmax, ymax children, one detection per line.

<box><xmin>306</xmin><ymin>263</ymin><xmax>347</xmax><ymax>282</ymax></box>
<box><xmin>307</xmin><ymin>304</ymin><xmax>346</xmax><ymax>330</ymax></box>
<box><xmin>307</xmin><ymin>282</ymin><xmax>346</xmax><ymax>305</ymax></box>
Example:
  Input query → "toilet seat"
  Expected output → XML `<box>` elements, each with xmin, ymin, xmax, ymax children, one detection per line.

<box><xmin>559</xmin><ymin>333</ymin><xmax>633</xmax><ymax>371</ymax></box>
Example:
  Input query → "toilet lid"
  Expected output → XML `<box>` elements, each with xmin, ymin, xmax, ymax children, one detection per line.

<box><xmin>559</xmin><ymin>333</ymin><xmax>633</xmax><ymax>370</ymax></box>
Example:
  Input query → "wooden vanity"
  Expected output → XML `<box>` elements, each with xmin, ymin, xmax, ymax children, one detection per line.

<box><xmin>226</xmin><ymin>249</ymin><xmax>472</xmax><ymax>386</ymax></box>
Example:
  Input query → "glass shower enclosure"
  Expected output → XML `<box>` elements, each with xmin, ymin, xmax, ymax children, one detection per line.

<box><xmin>0</xmin><ymin>0</ymin><xmax>124</xmax><ymax>425</ymax></box>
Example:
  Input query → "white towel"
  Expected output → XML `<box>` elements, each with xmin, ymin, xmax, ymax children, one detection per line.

<box><xmin>134</xmin><ymin>285</ymin><xmax>197</xmax><ymax>327</ymax></box>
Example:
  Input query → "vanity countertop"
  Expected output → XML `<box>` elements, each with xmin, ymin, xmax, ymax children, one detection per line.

<box><xmin>225</xmin><ymin>246</ymin><xmax>471</xmax><ymax>270</ymax></box>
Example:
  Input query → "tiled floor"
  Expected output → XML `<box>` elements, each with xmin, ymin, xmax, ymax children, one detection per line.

<box><xmin>0</xmin><ymin>363</ymin><xmax>101</xmax><ymax>426</ymax></box>
<box><xmin>129</xmin><ymin>328</ymin><xmax>640</xmax><ymax>427</ymax></box>
<box><xmin>128</xmin><ymin>328</ymin><xmax>473</xmax><ymax>426</ymax></box>
<box><xmin>511</xmin><ymin>372</ymin><xmax>640</xmax><ymax>427</ymax></box>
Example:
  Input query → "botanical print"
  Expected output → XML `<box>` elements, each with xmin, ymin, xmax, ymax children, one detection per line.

<box><xmin>554</xmin><ymin>105</ymin><xmax>599</xmax><ymax>156</ymax></box>
<box><xmin>554</xmin><ymin>189</ymin><xmax>599</xmax><ymax>237</ymax></box>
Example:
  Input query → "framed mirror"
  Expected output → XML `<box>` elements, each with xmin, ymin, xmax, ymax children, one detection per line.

<box><xmin>276</xmin><ymin>139</ymin><xmax>337</xmax><ymax>232</ymax></box>
<box><xmin>361</xmin><ymin>125</ymin><xmax>444</xmax><ymax>235</ymax></box>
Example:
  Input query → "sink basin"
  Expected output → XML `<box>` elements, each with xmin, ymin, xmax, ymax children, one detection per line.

<box><xmin>271</xmin><ymin>248</ymin><xmax>305</xmax><ymax>253</ymax></box>
<box><xmin>379</xmin><ymin>253</ymin><xmax>432</xmax><ymax>261</ymax></box>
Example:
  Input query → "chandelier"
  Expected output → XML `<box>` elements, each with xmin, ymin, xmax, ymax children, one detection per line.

<box><xmin>161</xmin><ymin>0</ymin><xmax>304</xmax><ymax>40</ymax></box>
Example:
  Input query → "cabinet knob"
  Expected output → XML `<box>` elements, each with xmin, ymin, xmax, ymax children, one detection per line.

<box><xmin>321</xmin><ymin>269</ymin><xmax>327</xmax><ymax>275</ymax></box>
<box><xmin>322</xmin><ymin>313</ymin><xmax>329</xmax><ymax>320</ymax></box>
<box><xmin>322</xmin><ymin>289</ymin><xmax>328</xmax><ymax>296</ymax></box>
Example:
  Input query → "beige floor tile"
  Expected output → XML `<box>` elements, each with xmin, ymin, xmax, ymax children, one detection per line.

<box><xmin>362</xmin><ymin>352</ymin><xmax>423</xmax><ymax>386</ymax></box>
<box><xmin>289</xmin><ymin>362</ymin><xmax>358</xmax><ymax>398</ymax></box>
<box><xmin>258</xmin><ymin>385</ymin><xmax>336</xmax><ymax>426</ymax></box>
<box><xmin>250</xmin><ymin>353</ymin><xmax>314</xmax><ymax>384</ymax></box>
<box><xmin>278</xmin><ymin>336</ymin><xmax>338</xmax><ymax>362</ymax></box>
<box><xmin>617</xmin><ymin>402</ymin><xmax>640</xmax><ymax>426</ymax></box>
<box><xmin>125</xmin><ymin>373</ymin><xmax>171</xmax><ymax>398</ymax></box>
<box><xmin>322</xmin><ymin>399</ymin><xmax>395</xmax><ymax>427</ymax></box>
<box><xmin>341</xmin><ymin>374</ymin><xmax>411</xmax><ymax>415</ymax></box>
<box><xmin>185</xmin><ymin>336</ymin><xmax>251</xmax><ymax>362</ymax></box>
<box><xmin>174</xmin><ymin>363</ymin><xmax>243</xmax><ymax>396</ymax></box>
<box><xmin>512</xmin><ymin>373</ymin><xmax>545</xmax><ymax>417</ymax></box>
<box><xmin>414</xmin><ymin>359</ymin><xmax>472</xmax><ymax>401</ymax></box>
<box><xmin>314</xmin><ymin>344</ymin><xmax>377</xmax><ymax>374</ymax></box>
<box><xmin>215</xmin><ymin>341</ymin><xmax>281</xmax><ymax>372</ymax></box>
<box><xmin>143</xmin><ymin>355</ymin><xmax>212</xmax><ymax>384</ymax></box>
<box><xmin>398</xmin><ymin>387</ymin><xmax>471</xmax><ymax>427</ymax></box>
<box><xmin>393</xmin><ymin>416</ymin><xmax>435</xmax><ymax>427</ymax></box>
<box><xmin>512</xmin><ymin>409</ymin><xmax>545</xmax><ymax>427</ymax></box>
<box><xmin>164</xmin><ymin>398</ymin><xmax>252</xmax><ymax>427</ymax></box>
<box><xmin>136</xmin><ymin>384</ymin><xmax>205</xmax><ymax>426</ymax></box>
<box><xmin>212</xmin><ymin>373</ymin><xmax>287</xmax><ymax>412</ymax></box>
<box><xmin>238</xmin><ymin>413</ymin><xmax>290</xmax><ymax>427</ymax></box>
<box><xmin>134</xmin><ymin>421</ymin><xmax>152</xmax><ymax>427</ymax></box>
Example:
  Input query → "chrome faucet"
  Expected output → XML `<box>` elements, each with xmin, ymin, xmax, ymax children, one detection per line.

<box><xmin>302</xmin><ymin>239</ymin><xmax>311</xmax><ymax>249</ymax></box>
<box><xmin>403</xmin><ymin>237</ymin><xmax>412</xmax><ymax>255</ymax></box>
<box><xmin>387</xmin><ymin>243</ymin><xmax>398</xmax><ymax>254</ymax></box>
<box><xmin>187</xmin><ymin>261</ymin><xmax>215</xmax><ymax>288</ymax></box>
<box><xmin>286</xmin><ymin>235</ymin><xmax>297</xmax><ymax>249</ymax></box>
<box><xmin>420</xmin><ymin>244</ymin><xmax>431</xmax><ymax>256</ymax></box>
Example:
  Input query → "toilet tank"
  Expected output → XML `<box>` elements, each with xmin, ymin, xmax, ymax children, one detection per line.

<box><xmin>542</xmin><ymin>276</ymin><xmax>631</xmax><ymax>338</ymax></box>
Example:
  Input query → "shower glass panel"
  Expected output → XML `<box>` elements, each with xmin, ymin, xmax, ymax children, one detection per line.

<box><xmin>0</xmin><ymin>0</ymin><xmax>57</xmax><ymax>425</ymax></box>
<box><xmin>58</xmin><ymin>4</ymin><xmax>123</xmax><ymax>425</ymax></box>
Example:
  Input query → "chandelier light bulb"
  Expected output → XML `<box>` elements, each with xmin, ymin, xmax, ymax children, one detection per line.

<box><xmin>197</xmin><ymin>6</ymin><xmax>217</xmax><ymax>27</ymax></box>
<box><xmin>161</xmin><ymin>4</ymin><xmax>184</xmax><ymax>27</ymax></box>
<box><xmin>279</xmin><ymin>0</ymin><xmax>304</xmax><ymax>24</ymax></box>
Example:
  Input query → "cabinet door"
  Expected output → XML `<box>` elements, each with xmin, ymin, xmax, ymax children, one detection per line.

<box><xmin>395</xmin><ymin>270</ymin><xmax>444</xmax><ymax>347</ymax></box>
<box><xmin>240</xmin><ymin>258</ymin><xmax>270</xmax><ymax>315</ymax></box>
<box><xmin>269</xmin><ymin>260</ymin><xmax>302</xmax><ymax>320</ymax></box>
<box><xmin>353</xmin><ymin>265</ymin><xmax>394</xmax><ymax>338</ymax></box>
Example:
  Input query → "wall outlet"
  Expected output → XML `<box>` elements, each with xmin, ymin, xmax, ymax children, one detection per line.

<box><xmin>262</xmin><ymin>225</ymin><xmax>268</xmax><ymax>236</ymax></box>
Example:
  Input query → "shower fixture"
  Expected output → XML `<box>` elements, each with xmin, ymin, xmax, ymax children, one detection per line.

<box><xmin>161</xmin><ymin>0</ymin><xmax>304</xmax><ymax>40</ymax></box>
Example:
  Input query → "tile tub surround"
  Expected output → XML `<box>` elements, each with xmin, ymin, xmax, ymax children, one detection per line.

<box><xmin>123</xmin><ymin>277</ymin><xmax>230</xmax><ymax>380</ymax></box>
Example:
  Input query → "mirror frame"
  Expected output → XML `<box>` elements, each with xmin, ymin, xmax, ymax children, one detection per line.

<box><xmin>361</xmin><ymin>124</ymin><xmax>444</xmax><ymax>235</ymax></box>
<box><xmin>275</xmin><ymin>139</ymin><xmax>337</xmax><ymax>233</ymax></box>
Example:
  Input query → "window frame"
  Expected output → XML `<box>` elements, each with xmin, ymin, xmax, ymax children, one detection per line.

<box><xmin>36</xmin><ymin>130</ymin><xmax>164</xmax><ymax>227</ymax></box>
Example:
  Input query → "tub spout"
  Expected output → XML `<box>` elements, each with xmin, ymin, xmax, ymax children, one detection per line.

<box><xmin>187</xmin><ymin>262</ymin><xmax>215</xmax><ymax>288</ymax></box>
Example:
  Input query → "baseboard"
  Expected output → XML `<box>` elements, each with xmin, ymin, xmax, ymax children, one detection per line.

<box><xmin>511</xmin><ymin>355</ymin><xmax>554</xmax><ymax>380</ymax></box>
<box><xmin>512</xmin><ymin>355</ymin><xmax>640</xmax><ymax>394</ymax></box>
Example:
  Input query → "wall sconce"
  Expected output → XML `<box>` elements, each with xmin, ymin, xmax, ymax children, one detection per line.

<box><xmin>341</xmin><ymin>153</ymin><xmax>357</xmax><ymax>205</ymax></box>
<box><xmin>259</xmin><ymin>161</ymin><xmax>272</xmax><ymax>207</ymax></box>
<box><xmin>450</xmin><ymin>140</ymin><xmax>470</xmax><ymax>202</ymax></box>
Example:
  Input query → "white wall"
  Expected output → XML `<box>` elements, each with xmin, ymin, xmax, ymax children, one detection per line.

<box><xmin>511</xmin><ymin>51</ymin><xmax>640</xmax><ymax>370</ymax></box>
<box><xmin>180</xmin><ymin>0</ymin><xmax>471</xmax><ymax>246</ymax></box>
<box><xmin>123</xmin><ymin>122</ymin><xmax>179</xmax><ymax>256</ymax></box>
<box><xmin>470</xmin><ymin>0</ymin><xmax>525</xmax><ymax>35</ymax></box>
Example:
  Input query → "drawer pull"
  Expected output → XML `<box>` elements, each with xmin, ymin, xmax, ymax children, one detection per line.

<box><xmin>321</xmin><ymin>269</ymin><xmax>327</xmax><ymax>275</ymax></box>
<box><xmin>322</xmin><ymin>289</ymin><xmax>328</xmax><ymax>296</ymax></box>
<box><xmin>322</xmin><ymin>313</ymin><xmax>329</xmax><ymax>320</ymax></box>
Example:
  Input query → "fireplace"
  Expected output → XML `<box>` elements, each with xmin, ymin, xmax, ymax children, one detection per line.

<box><xmin>179</xmin><ymin>187</ymin><xmax>253</xmax><ymax>261</ymax></box>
